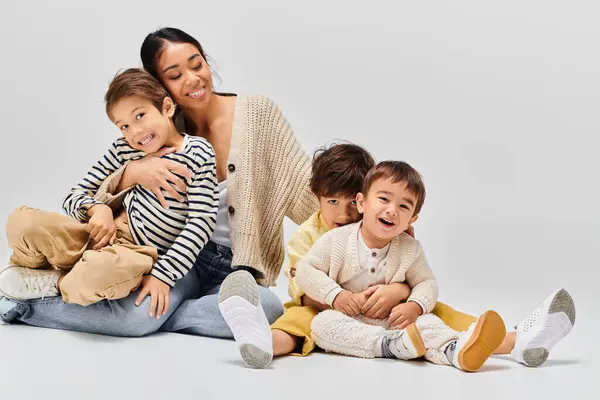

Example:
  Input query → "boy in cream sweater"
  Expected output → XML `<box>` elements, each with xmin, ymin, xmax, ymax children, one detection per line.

<box><xmin>296</xmin><ymin>160</ymin><xmax>505</xmax><ymax>371</ymax></box>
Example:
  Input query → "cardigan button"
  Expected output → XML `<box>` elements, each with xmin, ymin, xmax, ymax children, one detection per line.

<box><xmin>290</xmin><ymin>269</ymin><xmax>296</xmax><ymax>277</ymax></box>
<box><xmin>371</xmin><ymin>252</ymin><xmax>377</xmax><ymax>257</ymax></box>
<box><xmin>228</xmin><ymin>164</ymin><xmax>236</xmax><ymax>173</ymax></box>
<box><xmin>228</xmin><ymin>206</ymin><xmax>235</xmax><ymax>215</ymax></box>
<box><xmin>370</xmin><ymin>268</ymin><xmax>376</xmax><ymax>273</ymax></box>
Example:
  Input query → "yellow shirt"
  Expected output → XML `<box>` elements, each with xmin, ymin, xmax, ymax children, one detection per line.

<box><xmin>285</xmin><ymin>211</ymin><xmax>331</xmax><ymax>305</ymax></box>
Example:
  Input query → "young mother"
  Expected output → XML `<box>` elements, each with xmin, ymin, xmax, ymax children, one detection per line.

<box><xmin>0</xmin><ymin>27</ymin><xmax>317</xmax><ymax>337</ymax></box>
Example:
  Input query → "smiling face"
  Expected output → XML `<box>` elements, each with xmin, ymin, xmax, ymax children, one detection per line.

<box><xmin>155</xmin><ymin>42</ymin><xmax>214</xmax><ymax>111</ymax></box>
<box><xmin>356</xmin><ymin>177</ymin><xmax>419</xmax><ymax>248</ymax></box>
<box><xmin>109</xmin><ymin>95</ymin><xmax>177</xmax><ymax>154</ymax></box>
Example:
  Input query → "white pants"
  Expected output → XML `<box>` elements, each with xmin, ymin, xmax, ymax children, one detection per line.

<box><xmin>311</xmin><ymin>310</ymin><xmax>460</xmax><ymax>365</ymax></box>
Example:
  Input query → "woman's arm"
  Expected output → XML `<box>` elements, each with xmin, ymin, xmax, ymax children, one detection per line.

<box><xmin>95</xmin><ymin>146</ymin><xmax>193</xmax><ymax>210</ymax></box>
<box><xmin>258</xmin><ymin>97</ymin><xmax>318</xmax><ymax>225</ymax></box>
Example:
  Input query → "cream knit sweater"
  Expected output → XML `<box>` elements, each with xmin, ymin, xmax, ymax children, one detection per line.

<box><xmin>94</xmin><ymin>95</ymin><xmax>318</xmax><ymax>286</ymax></box>
<box><xmin>296</xmin><ymin>222</ymin><xmax>439</xmax><ymax>313</ymax></box>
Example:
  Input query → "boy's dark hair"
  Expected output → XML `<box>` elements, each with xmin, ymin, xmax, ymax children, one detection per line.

<box><xmin>362</xmin><ymin>161</ymin><xmax>426</xmax><ymax>215</ymax></box>
<box><xmin>105</xmin><ymin>68</ymin><xmax>169</xmax><ymax>118</ymax></box>
<box><xmin>310</xmin><ymin>143</ymin><xmax>375</xmax><ymax>198</ymax></box>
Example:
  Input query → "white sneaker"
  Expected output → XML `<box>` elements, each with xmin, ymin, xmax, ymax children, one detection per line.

<box><xmin>218</xmin><ymin>270</ymin><xmax>273</xmax><ymax>369</ymax></box>
<box><xmin>379</xmin><ymin>323</ymin><xmax>426</xmax><ymax>360</ymax></box>
<box><xmin>0</xmin><ymin>265</ymin><xmax>61</xmax><ymax>300</ymax></box>
<box><xmin>450</xmin><ymin>310</ymin><xmax>506</xmax><ymax>372</ymax></box>
<box><xmin>512</xmin><ymin>288</ymin><xmax>576</xmax><ymax>367</ymax></box>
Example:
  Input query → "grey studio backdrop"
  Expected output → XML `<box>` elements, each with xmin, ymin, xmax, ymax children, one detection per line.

<box><xmin>0</xmin><ymin>0</ymin><xmax>598</xmax><ymax>372</ymax></box>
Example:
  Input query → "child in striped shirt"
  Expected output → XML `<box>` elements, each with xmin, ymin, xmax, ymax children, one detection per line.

<box><xmin>0</xmin><ymin>69</ymin><xmax>218</xmax><ymax>319</ymax></box>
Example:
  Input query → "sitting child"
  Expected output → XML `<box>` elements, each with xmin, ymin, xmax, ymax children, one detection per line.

<box><xmin>296</xmin><ymin>161</ymin><xmax>574</xmax><ymax>371</ymax></box>
<box><xmin>0</xmin><ymin>69</ymin><xmax>218</xmax><ymax>318</ymax></box>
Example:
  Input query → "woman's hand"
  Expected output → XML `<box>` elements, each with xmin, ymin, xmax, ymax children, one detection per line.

<box><xmin>118</xmin><ymin>147</ymin><xmax>193</xmax><ymax>208</ymax></box>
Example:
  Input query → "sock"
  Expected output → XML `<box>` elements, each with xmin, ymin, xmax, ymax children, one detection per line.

<box><xmin>375</xmin><ymin>333</ymin><xmax>412</xmax><ymax>359</ymax></box>
<box><xmin>374</xmin><ymin>337</ymin><xmax>385</xmax><ymax>357</ymax></box>
<box><xmin>444</xmin><ymin>340</ymin><xmax>458</xmax><ymax>364</ymax></box>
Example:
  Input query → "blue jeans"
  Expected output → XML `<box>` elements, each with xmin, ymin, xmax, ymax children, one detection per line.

<box><xmin>0</xmin><ymin>241</ymin><xmax>284</xmax><ymax>337</ymax></box>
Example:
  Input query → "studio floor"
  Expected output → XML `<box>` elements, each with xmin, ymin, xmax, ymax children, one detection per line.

<box><xmin>0</xmin><ymin>275</ymin><xmax>596</xmax><ymax>400</ymax></box>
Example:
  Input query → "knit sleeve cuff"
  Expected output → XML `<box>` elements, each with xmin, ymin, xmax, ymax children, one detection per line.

<box><xmin>407</xmin><ymin>294</ymin><xmax>435</xmax><ymax>314</ymax></box>
<box><xmin>325</xmin><ymin>287</ymin><xmax>345</xmax><ymax>307</ymax></box>
<box><xmin>151</xmin><ymin>268</ymin><xmax>176</xmax><ymax>288</ymax></box>
<box><xmin>408</xmin><ymin>299</ymin><xmax>427</xmax><ymax>315</ymax></box>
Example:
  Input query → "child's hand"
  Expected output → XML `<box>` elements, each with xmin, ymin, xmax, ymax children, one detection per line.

<box><xmin>86</xmin><ymin>204</ymin><xmax>116</xmax><ymax>250</ymax></box>
<box><xmin>333</xmin><ymin>290</ymin><xmax>366</xmax><ymax>316</ymax></box>
<box><xmin>361</xmin><ymin>283</ymin><xmax>411</xmax><ymax>319</ymax></box>
<box><xmin>135</xmin><ymin>275</ymin><xmax>171</xmax><ymax>319</ymax></box>
<box><xmin>388</xmin><ymin>301</ymin><xmax>423</xmax><ymax>330</ymax></box>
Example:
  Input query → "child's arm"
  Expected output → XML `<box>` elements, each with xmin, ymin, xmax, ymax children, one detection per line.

<box><xmin>296</xmin><ymin>233</ymin><xmax>369</xmax><ymax>315</ymax></box>
<box><xmin>296</xmin><ymin>232</ymin><xmax>360</xmax><ymax>310</ymax></box>
<box><xmin>295</xmin><ymin>232</ymin><xmax>340</xmax><ymax>305</ymax></box>
<box><xmin>285</xmin><ymin>228</ymin><xmax>313</xmax><ymax>304</ymax></box>
<box><xmin>150</xmin><ymin>141</ymin><xmax>218</xmax><ymax>287</ymax></box>
<box><xmin>286</xmin><ymin>229</ymin><xmax>332</xmax><ymax>309</ymax></box>
<box><xmin>387</xmin><ymin>243</ymin><xmax>438</xmax><ymax>329</ymax></box>
<box><xmin>402</xmin><ymin>243</ymin><xmax>438</xmax><ymax>314</ymax></box>
<box><xmin>62</xmin><ymin>138</ymin><xmax>140</xmax><ymax>222</ymax></box>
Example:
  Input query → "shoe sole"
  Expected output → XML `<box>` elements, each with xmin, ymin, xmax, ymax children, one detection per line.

<box><xmin>218</xmin><ymin>270</ymin><xmax>273</xmax><ymax>369</ymax></box>
<box><xmin>218</xmin><ymin>270</ymin><xmax>260</xmax><ymax>306</ymax></box>
<box><xmin>406</xmin><ymin>323</ymin><xmax>426</xmax><ymax>357</ymax></box>
<box><xmin>458</xmin><ymin>310</ymin><xmax>506</xmax><ymax>372</ymax></box>
<box><xmin>520</xmin><ymin>289</ymin><xmax>575</xmax><ymax>367</ymax></box>
<box><xmin>239</xmin><ymin>343</ymin><xmax>273</xmax><ymax>369</ymax></box>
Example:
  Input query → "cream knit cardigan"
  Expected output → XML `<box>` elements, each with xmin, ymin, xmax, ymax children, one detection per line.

<box><xmin>95</xmin><ymin>95</ymin><xmax>318</xmax><ymax>286</ymax></box>
<box><xmin>296</xmin><ymin>222</ymin><xmax>439</xmax><ymax>313</ymax></box>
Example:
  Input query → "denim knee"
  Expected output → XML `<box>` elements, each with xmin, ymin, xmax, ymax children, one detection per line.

<box><xmin>258</xmin><ymin>287</ymin><xmax>284</xmax><ymax>324</ymax></box>
<box><xmin>101</xmin><ymin>297</ymin><xmax>164</xmax><ymax>337</ymax></box>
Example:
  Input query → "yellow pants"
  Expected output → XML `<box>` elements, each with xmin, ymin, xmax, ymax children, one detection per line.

<box><xmin>270</xmin><ymin>300</ymin><xmax>477</xmax><ymax>356</ymax></box>
<box><xmin>6</xmin><ymin>206</ymin><xmax>157</xmax><ymax>306</ymax></box>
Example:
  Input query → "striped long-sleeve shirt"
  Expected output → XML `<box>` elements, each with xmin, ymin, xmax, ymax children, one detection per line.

<box><xmin>62</xmin><ymin>134</ymin><xmax>218</xmax><ymax>287</ymax></box>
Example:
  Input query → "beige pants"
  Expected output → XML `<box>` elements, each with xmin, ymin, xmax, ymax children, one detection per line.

<box><xmin>6</xmin><ymin>206</ymin><xmax>157</xmax><ymax>306</ymax></box>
